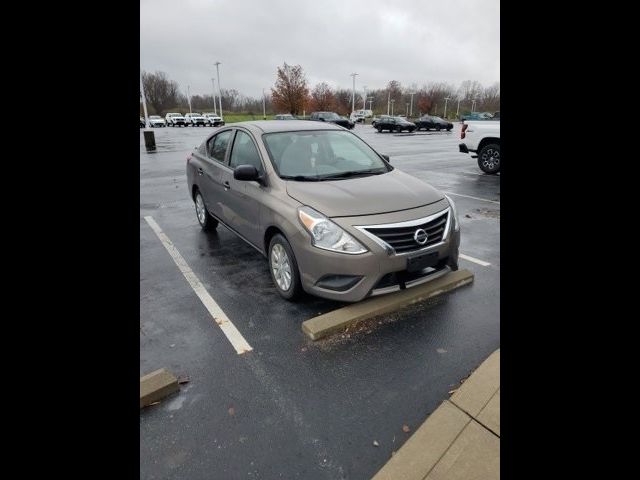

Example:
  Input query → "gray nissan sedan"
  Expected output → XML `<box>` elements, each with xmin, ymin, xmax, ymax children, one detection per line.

<box><xmin>186</xmin><ymin>120</ymin><xmax>460</xmax><ymax>302</ymax></box>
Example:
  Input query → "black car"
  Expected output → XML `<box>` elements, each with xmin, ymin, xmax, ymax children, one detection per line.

<box><xmin>372</xmin><ymin>115</ymin><xmax>393</xmax><ymax>127</ymax></box>
<box><xmin>309</xmin><ymin>111</ymin><xmax>354</xmax><ymax>129</ymax></box>
<box><xmin>414</xmin><ymin>115</ymin><xmax>453</xmax><ymax>131</ymax></box>
<box><xmin>375</xmin><ymin>116</ymin><xmax>416</xmax><ymax>133</ymax></box>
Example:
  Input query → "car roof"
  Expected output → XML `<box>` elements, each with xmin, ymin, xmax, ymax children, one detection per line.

<box><xmin>232</xmin><ymin>120</ymin><xmax>344</xmax><ymax>134</ymax></box>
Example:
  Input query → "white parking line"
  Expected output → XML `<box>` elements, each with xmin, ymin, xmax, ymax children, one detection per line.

<box><xmin>459</xmin><ymin>253</ymin><xmax>492</xmax><ymax>267</ymax></box>
<box><xmin>144</xmin><ymin>216</ymin><xmax>253</xmax><ymax>355</ymax></box>
<box><xmin>441</xmin><ymin>191</ymin><xmax>500</xmax><ymax>204</ymax></box>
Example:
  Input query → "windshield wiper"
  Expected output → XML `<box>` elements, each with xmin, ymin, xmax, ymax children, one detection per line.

<box><xmin>280</xmin><ymin>175</ymin><xmax>323</xmax><ymax>181</ymax></box>
<box><xmin>318</xmin><ymin>169</ymin><xmax>387</xmax><ymax>180</ymax></box>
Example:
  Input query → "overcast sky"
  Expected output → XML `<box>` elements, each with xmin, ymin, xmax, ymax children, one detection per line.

<box><xmin>141</xmin><ymin>0</ymin><xmax>499</xmax><ymax>99</ymax></box>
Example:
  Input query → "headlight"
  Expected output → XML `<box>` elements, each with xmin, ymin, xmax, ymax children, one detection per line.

<box><xmin>444</xmin><ymin>195</ymin><xmax>460</xmax><ymax>231</ymax></box>
<box><xmin>298</xmin><ymin>206</ymin><xmax>367</xmax><ymax>254</ymax></box>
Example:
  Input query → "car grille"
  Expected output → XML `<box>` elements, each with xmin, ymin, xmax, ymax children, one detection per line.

<box><xmin>361</xmin><ymin>209</ymin><xmax>450</xmax><ymax>254</ymax></box>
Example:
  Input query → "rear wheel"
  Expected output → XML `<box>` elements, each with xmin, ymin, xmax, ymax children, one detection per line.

<box><xmin>268</xmin><ymin>234</ymin><xmax>303</xmax><ymax>301</ymax></box>
<box><xmin>478</xmin><ymin>143</ymin><xmax>501</xmax><ymax>174</ymax></box>
<box><xmin>194</xmin><ymin>190</ymin><xmax>218</xmax><ymax>231</ymax></box>
<box><xmin>436</xmin><ymin>126</ymin><xmax>441</xmax><ymax>131</ymax></box>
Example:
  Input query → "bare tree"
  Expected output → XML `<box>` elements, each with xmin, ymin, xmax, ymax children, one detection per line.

<box><xmin>271</xmin><ymin>63</ymin><xmax>309</xmax><ymax>115</ymax></box>
<box><xmin>333</xmin><ymin>89</ymin><xmax>352</xmax><ymax>115</ymax></box>
<box><xmin>141</xmin><ymin>71</ymin><xmax>180</xmax><ymax>116</ymax></box>
<box><xmin>480</xmin><ymin>82</ymin><xmax>500</xmax><ymax>112</ymax></box>
<box><xmin>310</xmin><ymin>82</ymin><xmax>335</xmax><ymax>111</ymax></box>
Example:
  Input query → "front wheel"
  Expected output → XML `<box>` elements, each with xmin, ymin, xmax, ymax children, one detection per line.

<box><xmin>268</xmin><ymin>234</ymin><xmax>303</xmax><ymax>301</ymax></box>
<box><xmin>194</xmin><ymin>190</ymin><xmax>218</xmax><ymax>231</ymax></box>
<box><xmin>478</xmin><ymin>143</ymin><xmax>500</xmax><ymax>174</ymax></box>
<box><xmin>377</xmin><ymin>126</ymin><xmax>382</xmax><ymax>132</ymax></box>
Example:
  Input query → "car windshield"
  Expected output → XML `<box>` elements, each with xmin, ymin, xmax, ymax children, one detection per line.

<box><xmin>433</xmin><ymin>116</ymin><xmax>443</xmax><ymax>121</ymax></box>
<box><xmin>263</xmin><ymin>130</ymin><xmax>390</xmax><ymax>181</ymax></box>
<box><xmin>319</xmin><ymin>113</ymin><xmax>340</xmax><ymax>120</ymax></box>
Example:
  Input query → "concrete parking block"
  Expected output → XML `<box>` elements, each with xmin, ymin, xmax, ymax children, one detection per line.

<box><xmin>371</xmin><ymin>401</ymin><xmax>470</xmax><ymax>480</ymax></box>
<box><xmin>477</xmin><ymin>388</ymin><xmax>500</xmax><ymax>436</ymax></box>
<box><xmin>450</xmin><ymin>349</ymin><xmax>500</xmax><ymax>417</ymax></box>
<box><xmin>140</xmin><ymin>368</ymin><xmax>179</xmax><ymax>409</ymax></box>
<box><xmin>425</xmin><ymin>420</ymin><xmax>500</xmax><ymax>480</ymax></box>
<box><xmin>302</xmin><ymin>269</ymin><xmax>474</xmax><ymax>340</ymax></box>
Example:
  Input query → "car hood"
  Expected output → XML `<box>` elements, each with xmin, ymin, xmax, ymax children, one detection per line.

<box><xmin>285</xmin><ymin>168</ymin><xmax>444</xmax><ymax>217</ymax></box>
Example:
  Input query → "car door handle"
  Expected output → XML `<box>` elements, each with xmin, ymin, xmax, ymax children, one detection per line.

<box><xmin>223</xmin><ymin>181</ymin><xmax>230</xmax><ymax>190</ymax></box>
<box><xmin>197</xmin><ymin>167</ymin><xmax>204</xmax><ymax>176</ymax></box>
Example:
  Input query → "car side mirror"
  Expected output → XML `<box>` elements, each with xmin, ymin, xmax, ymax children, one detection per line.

<box><xmin>234</xmin><ymin>165</ymin><xmax>264</xmax><ymax>184</ymax></box>
<box><xmin>381</xmin><ymin>154</ymin><xmax>390</xmax><ymax>163</ymax></box>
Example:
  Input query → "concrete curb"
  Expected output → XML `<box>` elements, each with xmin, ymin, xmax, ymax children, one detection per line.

<box><xmin>371</xmin><ymin>349</ymin><xmax>500</xmax><ymax>480</ymax></box>
<box><xmin>302</xmin><ymin>269</ymin><xmax>474</xmax><ymax>341</ymax></box>
<box><xmin>140</xmin><ymin>368</ymin><xmax>179</xmax><ymax>409</ymax></box>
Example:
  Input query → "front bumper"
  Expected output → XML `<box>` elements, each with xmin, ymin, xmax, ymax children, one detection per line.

<box><xmin>290</xmin><ymin>199</ymin><xmax>460</xmax><ymax>302</ymax></box>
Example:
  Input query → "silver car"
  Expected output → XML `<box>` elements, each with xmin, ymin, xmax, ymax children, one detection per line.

<box><xmin>186</xmin><ymin>121</ymin><xmax>460</xmax><ymax>302</ymax></box>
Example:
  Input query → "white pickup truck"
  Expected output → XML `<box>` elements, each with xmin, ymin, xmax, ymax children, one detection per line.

<box><xmin>459</xmin><ymin>120</ymin><xmax>500</xmax><ymax>174</ymax></box>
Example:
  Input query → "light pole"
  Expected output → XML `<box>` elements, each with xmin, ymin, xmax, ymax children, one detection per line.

<box><xmin>406</xmin><ymin>103</ymin><xmax>409</xmax><ymax>116</ymax></box>
<box><xmin>471</xmin><ymin>98</ymin><xmax>477</xmax><ymax>112</ymax></box>
<box><xmin>140</xmin><ymin>69</ymin><xmax>155</xmax><ymax>149</ymax></box>
<box><xmin>444</xmin><ymin>97</ymin><xmax>451</xmax><ymax>119</ymax></box>
<box><xmin>368</xmin><ymin>97</ymin><xmax>373</xmax><ymax>111</ymax></box>
<box><xmin>362</xmin><ymin>85</ymin><xmax>367</xmax><ymax>111</ymax></box>
<box><xmin>434</xmin><ymin>103</ymin><xmax>438</xmax><ymax>116</ymax></box>
<box><xmin>350</xmin><ymin>73</ymin><xmax>358</xmax><ymax>114</ymax></box>
<box><xmin>214</xmin><ymin>61</ymin><xmax>223</xmax><ymax>119</ymax></box>
<box><xmin>456</xmin><ymin>97</ymin><xmax>461</xmax><ymax>117</ymax></box>
<box><xmin>262</xmin><ymin>88</ymin><xmax>266</xmax><ymax>120</ymax></box>
<box><xmin>390</xmin><ymin>99</ymin><xmax>395</xmax><ymax>116</ymax></box>
<box><xmin>387</xmin><ymin>91</ymin><xmax>391</xmax><ymax>115</ymax></box>
<box><xmin>211</xmin><ymin>78</ymin><xmax>217</xmax><ymax>115</ymax></box>
<box><xmin>187</xmin><ymin>85</ymin><xmax>192</xmax><ymax>114</ymax></box>
<box><xmin>409</xmin><ymin>92</ymin><xmax>415</xmax><ymax>117</ymax></box>
<box><xmin>139</xmin><ymin>70</ymin><xmax>150</xmax><ymax>128</ymax></box>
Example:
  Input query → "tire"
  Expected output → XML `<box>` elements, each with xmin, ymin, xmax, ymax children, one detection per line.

<box><xmin>194</xmin><ymin>189</ymin><xmax>218</xmax><ymax>231</ymax></box>
<box><xmin>436</xmin><ymin>126</ymin><xmax>441</xmax><ymax>131</ymax></box>
<box><xmin>477</xmin><ymin>143</ymin><xmax>501</xmax><ymax>174</ymax></box>
<box><xmin>447</xmin><ymin>127</ymin><xmax>452</xmax><ymax>131</ymax></box>
<box><xmin>377</xmin><ymin>126</ymin><xmax>382</xmax><ymax>132</ymax></box>
<box><xmin>268</xmin><ymin>234</ymin><xmax>302</xmax><ymax>301</ymax></box>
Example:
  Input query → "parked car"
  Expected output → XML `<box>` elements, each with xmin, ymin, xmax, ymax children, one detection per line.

<box><xmin>186</xmin><ymin>120</ymin><xmax>460</xmax><ymax>302</ymax></box>
<box><xmin>350</xmin><ymin>112</ymin><xmax>365</xmax><ymax>123</ymax></box>
<box><xmin>274</xmin><ymin>114</ymin><xmax>297</xmax><ymax>120</ymax></box>
<box><xmin>165</xmin><ymin>112</ymin><xmax>187</xmax><ymax>127</ymax></box>
<box><xmin>414</xmin><ymin>115</ymin><xmax>453</xmax><ymax>131</ymax></box>
<box><xmin>371</xmin><ymin>115</ymin><xmax>392</xmax><ymax>127</ymax></box>
<box><xmin>375</xmin><ymin>116</ymin><xmax>416</xmax><ymax>133</ymax></box>
<box><xmin>185</xmin><ymin>113</ymin><xmax>208</xmax><ymax>127</ymax></box>
<box><xmin>309</xmin><ymin>111</ymin><xmax>354</xmax><ymax>129</ymax></box>
<box><xmin>148</xmin><ymin>115</ymin><xmax>166</xmax><ymax>127</ymax></box>
<box><xmin>140</xmin><ymin>117</ymin><xmax>145</xmax><ymax>128</ymax></box>
<box><xmin>460</xmin><ymin>112</ymin><xmax>494</xmax><ymax>121</ymax></box>
<box><xmin>459</xmin><ymin>120</ymin><xmax>500</xmax><ymax>174</ymax></box>
<box><xmin>202</xmin><ymin>113</ymin><xmax>225</xmax><ymax>126</ymax></box>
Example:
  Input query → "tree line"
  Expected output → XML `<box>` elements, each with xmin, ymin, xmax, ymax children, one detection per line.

<box><xmin>141</xmin><ymin>65</ymin><xmax>499</xmax><ymax>119</ymax></box>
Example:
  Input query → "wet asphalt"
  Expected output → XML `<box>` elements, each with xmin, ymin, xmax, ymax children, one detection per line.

<box><xmin>140</xmin><ymin>122</ymin><xmax>500</xmax><ymax>480</ymax></box>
